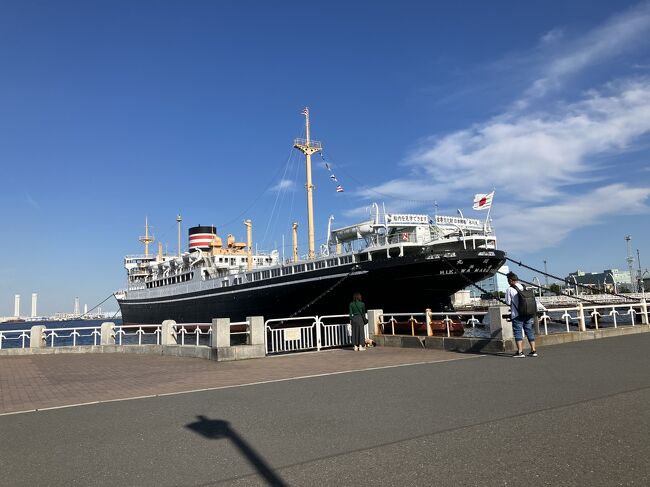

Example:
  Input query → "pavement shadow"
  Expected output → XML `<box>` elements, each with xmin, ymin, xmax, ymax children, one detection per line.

<box><xmin>186</xmin><ymin>415</ymin><xmax>287</xmax><ymax>487</ymax></box>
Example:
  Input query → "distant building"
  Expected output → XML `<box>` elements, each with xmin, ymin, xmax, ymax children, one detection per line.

<box><xmin>31</xmin><ymin>293</ymin><xmax>37</xmax><ymax>318</ymax></box>
<box><xmin>467</xmin><ymin>265</ymin><xmax>510</xmax><ymax>298</ymax></box>
<box><xmin>565</xmin><ymin>269</ymin><xmax>632</xmax><ymax>291</ymax></box>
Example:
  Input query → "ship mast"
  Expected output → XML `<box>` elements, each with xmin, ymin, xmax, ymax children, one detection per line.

<box><xmin>293</xmin><ymin>107</ymin><xmax>322</xmax><ymax>259</ymax></box>
<box><xmin>139</xmin><ymin>216</ymin><xmax>154</xmax><ymax>258</ymax></box>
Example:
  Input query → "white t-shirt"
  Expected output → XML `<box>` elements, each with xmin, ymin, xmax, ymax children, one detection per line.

<box><xmin>505</xmin><ymin>282</ymin><xmax>524</xmax><ymax>319</ymax></box>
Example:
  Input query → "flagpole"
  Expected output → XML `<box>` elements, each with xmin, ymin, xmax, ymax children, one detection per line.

<box><xmin>484</xmin><ymin>190</ymin><xmax>495</xmax><ymax>232</ymax></box>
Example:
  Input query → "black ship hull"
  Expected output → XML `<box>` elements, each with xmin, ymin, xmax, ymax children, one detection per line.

<box><xmin>117</xmin><ymin>249</ymin><xmax>506</xmax><ymax>324</ymax></box>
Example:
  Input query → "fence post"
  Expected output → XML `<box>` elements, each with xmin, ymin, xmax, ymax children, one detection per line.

<box><xmin>367</xmin><ymin>309</ymin><xmax>383</xmax><ymax>336</ymax></box>
<box><xmin>425</xmin><ymin>308</ymin><xmax>433</xmax><ymax>336</ymax></box>
<box><xmin>101</xmin><ymin>322</ymin><xmax>115</xmax><ymax>345</ymax></box>
<box><xmin>315</xmin><ymin>316</ymin><xmax>322</xmax><ymax>351</ymax></box>
<box><xmin>577</xmin><ymin>303</ymin><xmax>586</xmax><ymax>332</ymax></box>
<box><xmin>30</xmin><ymin>325</ymin><xmax>46</xmax><ymax>349</ymax></box>
<box><xmin>212</xmin><ymin>318</ymin><xmax>231</xmax><ymax>348</ymax></box>
<box><xmin>161</xmin><ymin>320</ymin><xmax>177</xmax><ymax>345</ymax></box>
<box><xmin>246</xmin><ymin>316</ymin><xmax>265</xmax><ymax>346</ymax></box>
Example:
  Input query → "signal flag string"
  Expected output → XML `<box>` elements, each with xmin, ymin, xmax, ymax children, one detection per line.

<box><xmin>321</xmin><ymin>153</ymin><xmax>344</xmax><ymax>193</ymax></box>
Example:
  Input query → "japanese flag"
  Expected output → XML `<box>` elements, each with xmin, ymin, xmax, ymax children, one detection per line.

<box><xmin>473</xmin><ymin>191</ymin><xmax>494</xmax><ymax>210</ymax></box>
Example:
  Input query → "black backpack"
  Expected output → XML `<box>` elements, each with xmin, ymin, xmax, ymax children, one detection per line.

<box><xmin>513</xmin><ymin>285</ymin><xmax>536</xmax><ymax>318</ymax></box>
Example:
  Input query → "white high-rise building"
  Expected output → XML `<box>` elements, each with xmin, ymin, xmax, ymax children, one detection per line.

<box><xmin>74</xmin><ymin>297</ymin><xmax>80</xmax><ymax>315</ymax></box>
<box><xmin>14</xmin><ymin>294</ymin><xmax>20</xmax><ymax>318</ymax></box>
<box><xmin>466</xmin><ymin>265</ymin><xmax>510</xmax><ymax>298</ymax></box>
<box><xmin>31</xmin><ymin>293</ymin><xmax>37</xmax><ymax>318</ymax></box>
<box><xmin>84</xmin><ymin>304</ymin><xmax>88</xmax><ymax>315</ymax></box>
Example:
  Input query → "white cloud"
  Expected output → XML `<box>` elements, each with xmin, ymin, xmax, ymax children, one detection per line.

<box><xmin>523</xmin><ymin>2</ymin><xmax>650</xmax><ymax>102</ymax></box>
<box><xmin>494</xmin><ymin>184</ymin><xmax>650</xmax><ymax>252</ymax></box>
<box><xmin>270</xmin><ymin>179</ymin><xmax>295</xmax><ymax>192</ymax></box>
<box><xmin>347</xmin><ymin>5</ymin><xmax>650</xmax><ymax>254</ymax></box>
<box><xmin>404</xmin><ymin>79</ymin><xmax>650</xmax><ymax>202</ymax></box>
<box><xmin>540</xmin><ymin>28</ymin><xmax>564</xmax><ymax>45</ymax></box>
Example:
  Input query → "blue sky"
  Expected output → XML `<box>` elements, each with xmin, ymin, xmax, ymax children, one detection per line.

<box><xmin>1</xmin><ymin>1</ymin><xmax>650</xmax><ymax>316</ymax></box>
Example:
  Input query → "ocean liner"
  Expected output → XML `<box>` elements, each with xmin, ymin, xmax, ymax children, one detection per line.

<box><xmin>116</xmin><ymin>109</ymin><xmax>505</xmax><ymax>324</ymax></box>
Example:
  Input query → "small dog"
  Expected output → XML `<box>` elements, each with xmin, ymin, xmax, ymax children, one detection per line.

<box><xmin>364</xmin><ymin>338</ymin><xmax>375</xmax><ymax>348</ymax></box>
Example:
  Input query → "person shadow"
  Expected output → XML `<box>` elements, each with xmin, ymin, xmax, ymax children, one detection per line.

<box><xmin>185</xmin><ymin>415</ymin><xmax>287</xmax><ymax>487</ymax></box>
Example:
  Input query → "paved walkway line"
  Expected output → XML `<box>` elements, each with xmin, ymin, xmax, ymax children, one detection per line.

<box><xmin>0</xmin><ymin>354</ymin><xmax>483</xmax><ymax>417</ymax></box>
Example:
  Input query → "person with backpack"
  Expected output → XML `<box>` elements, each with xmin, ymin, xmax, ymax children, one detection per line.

<box><xmin>505</xmin><ymin>272</ymin><xmax>538</xmax><ymax>358</ymax></box>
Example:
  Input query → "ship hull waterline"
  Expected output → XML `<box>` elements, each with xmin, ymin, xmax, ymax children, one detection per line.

<box><xmin>117</xmin><ymin>249</ymin><xmax>506</xmax><ymax>325</ymax></box>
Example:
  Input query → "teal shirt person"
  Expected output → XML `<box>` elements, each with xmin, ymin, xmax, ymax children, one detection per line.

<box><xmin>349</xmin><ymin>292</ymin><xmax>367</xmax><ymax>350</ymax></box>
<box><xmin>349</xmin><ymin>299</ymin><xmax>366</xmax><ymax>319</ymax></box>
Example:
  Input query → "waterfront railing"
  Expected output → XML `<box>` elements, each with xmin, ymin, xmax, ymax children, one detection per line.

<box><xmin>0</xmin><ymin>320</ymin><xmax>252</xmax><ymax>350</ymax></box>
<box><xmin>1</xmin><ymin>299</ymin><xmax>647</xmax><ymax>353</ymax></box>
<box><xmin>264</xmin><ymin>314</ymin><xmax>352</xmax><ymax>354</ymax></box>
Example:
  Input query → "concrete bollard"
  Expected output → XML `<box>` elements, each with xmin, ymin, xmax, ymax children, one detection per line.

<box><xmin>246</xmin><ymin>316</ymin><xmax>264</xmax><ymax>345</ymax></box>
<box><xmin>211</xmin><ymin>318</ymin><xmax>231</xmax><ymax>348</ymax></box>
<box><xmin>488</xmin><ymin>305</ymin><xmax>513</xmax><ymax>340</ymax></box>
<box><xmin>30</xmin><ymin>325</ymin><xmax>46</xmax><ymax>349</ymax></box>
<box><xmin>161</xmin><ymin>320</ymin><xmax>178</xmax><ymax>345</ymax></box>
<box><xmin>100</xmin><ymin>322</ymin><xmax>115</xmax><ymax>345</ymax></box>
<box><xmin>367</xmin><ymin>309</ymin><xmax>383</xmax><ymax>336</ymax></box>
<box><xmin>577</xmin><ymin>303</ymin><xmax>586</xmax><ymax>332</ymax></box>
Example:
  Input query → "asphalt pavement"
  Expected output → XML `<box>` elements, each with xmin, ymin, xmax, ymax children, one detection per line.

<box><xmin>1</xmin><ymin>334</ymin><xmax>649</xmax><ymax>486</ymax></box>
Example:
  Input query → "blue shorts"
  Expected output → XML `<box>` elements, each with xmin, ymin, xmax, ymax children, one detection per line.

<box><xmin>512</xmin><ymin>316</ymin><xmax>535</xmax><ymax>342</ymax></box>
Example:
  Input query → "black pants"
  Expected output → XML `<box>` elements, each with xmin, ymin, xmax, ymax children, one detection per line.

<box><xmin>351</xmin><ymin>315</ymin><xmax>365</xmax><ymax>347</ymax></box>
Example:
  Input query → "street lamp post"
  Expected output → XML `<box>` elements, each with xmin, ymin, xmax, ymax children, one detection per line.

<box><xmin>543</xmin><ymin>260</ymin><xmax>549</xmax><ymax>288</ymax></box>
<box><xmin>637</xmin><ymin>249</ymin><xmax>643</xmax><ymax>295</ymax></box>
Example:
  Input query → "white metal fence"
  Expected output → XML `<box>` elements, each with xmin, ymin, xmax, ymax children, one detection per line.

<box><xmin>0</xmin><ymin>321</ymin><xmax>251</xmax><ymax>350</ymax></box>
<box><xmin>265</xmin><ymin>314</ymin><xmax>352</xmax><ymax>354</ymax></box>
<box><xmin>537</xmin><ymin>302</ymin><xmax>647</xmax><ymax>335</ymax></box>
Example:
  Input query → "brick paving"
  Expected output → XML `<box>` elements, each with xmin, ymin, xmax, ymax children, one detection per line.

<box><xmin>0</xmin><ymin>347</ymin><xmax>470</xmax><ymax>414</ymax></box>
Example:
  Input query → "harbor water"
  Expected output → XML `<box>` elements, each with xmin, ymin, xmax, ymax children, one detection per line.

<box><xmin>0</xmin><ymin>319</ymin><xmax>129</xmax><ymax>349</ymax></box>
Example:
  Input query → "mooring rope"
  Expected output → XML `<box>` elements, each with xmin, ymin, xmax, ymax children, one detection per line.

<box><xmin>506</xmin><ymin>257</ymin><xmax>637</xmax><ymax>303</ymax></box>
<box><xmin>441</xmin><ymin>257</ymin><xmax>508</xmax><ymax>306</ymax></box>
<box><xmin>288</xmin><ymin>264</ymin><xmax>362</xmax><ymax>318</ymax></box>
<box><xmin>70</xmin><ymin>292</ymin><xmax>118</xmax><ymax>320</ymax></box>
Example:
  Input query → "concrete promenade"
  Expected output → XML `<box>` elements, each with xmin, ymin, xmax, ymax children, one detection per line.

<box><xmin>1</xmin><ymin>335</ymin><xmax>649</xmax><ymax>486</ymax></box>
